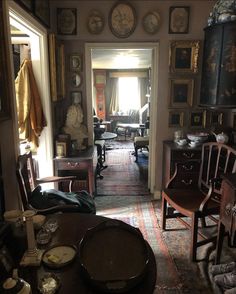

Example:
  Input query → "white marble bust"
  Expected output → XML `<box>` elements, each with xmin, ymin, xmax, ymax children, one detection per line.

<box><xmin>63</xmin><ymin>103</ymin><xmax>88</xmax><ymax>150</ymax></box>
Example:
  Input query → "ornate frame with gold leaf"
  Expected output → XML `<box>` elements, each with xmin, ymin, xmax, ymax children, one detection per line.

<box><xmin>169</xmin><ymin>40</ymin><xmax>200</xmax><ymax>74</ymax></box>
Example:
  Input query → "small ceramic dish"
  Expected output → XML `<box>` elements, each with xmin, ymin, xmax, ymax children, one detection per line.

<box><xmin>38</xmin><ymin>273</ymin><xmax>61</xmax><ymax>294</ymax></box>
<box><xmin>42</xmin><ymin>244</ymin><xmax>77</xmax><ymax>269</ymax></box>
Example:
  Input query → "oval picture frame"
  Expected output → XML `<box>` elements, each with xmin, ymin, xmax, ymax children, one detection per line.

<box><xmin>109</xmin><ymin>2</ymin><xmax>136</xmax><ymax>38</ymax></box>
<box><xmin>72</xmin><ymin>73</ymin><xmax>82</xmax><ymax>87</ymax></box>
<box><xmin>87</xmin><ymin>10</ymin><xmax>105</xmax><ymax>34</ymax></box>
<box><xmin>142</xmin><ymin>11</ymin><xmax>161</xmax><ymax>34</ymax></box>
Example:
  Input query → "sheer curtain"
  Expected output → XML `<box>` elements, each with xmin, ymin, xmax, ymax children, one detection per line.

<box><xmin>109</xmin><ymin>78</ymin><xmax>119</xmax><ymax>114</ymax></box>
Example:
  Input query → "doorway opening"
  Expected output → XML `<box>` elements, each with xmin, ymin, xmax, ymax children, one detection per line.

<box><xmin>8</xmin><ymin>2</ymin><xmax>54</xmax><ymax>182</ymax></box>
<box><xmin>85</xmin><ymin>43</ymin><xmax>159</xmax><ymax>193</ymax></box>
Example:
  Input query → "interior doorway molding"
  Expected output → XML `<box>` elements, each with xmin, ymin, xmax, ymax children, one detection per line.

<box><xmin>85</xmin><ymin>42</ymin><xmax>159</xmax><ymax>193</ymax></box>
<box><xmin>8</xmin><ymin>0</ymin><xmax>54</xmax><ymax>180</ymax></box>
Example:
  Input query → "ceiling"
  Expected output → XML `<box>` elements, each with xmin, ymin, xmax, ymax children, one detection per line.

<box><xmin>91</xmin><ymin>48</ymin><xmax>152</xmax><ymax>69</ymax></box>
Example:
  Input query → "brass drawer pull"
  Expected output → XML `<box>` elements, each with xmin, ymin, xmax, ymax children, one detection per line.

<box><xmin>182</xmin><ymin>152</ymin><xmax>194</xmax><ymax>159</ymax></box>
<box><xmin>181</xmin><ymin>179</ymin><xmax>192</xmax><ymax>186</ymax></box>
<box><xmin>225</xmin><ymin>204</ymin><xmax>231</xmax><ymax>216</ymax></box>
<box><xmin>67</xmin><ymin>162</ymin><xmax>79</xmax><ymax>167</ymax></box>
<box><xmin>181</xmin><ymin>164</ymin><xmax>194</xmax><ymax>171</ymax></box>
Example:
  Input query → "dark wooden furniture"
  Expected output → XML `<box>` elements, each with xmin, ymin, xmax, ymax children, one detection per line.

<box><xmin>16</xmin><ymin>152</ymin><xmax>87</xmax><ymax>214</ymax></box>
<box><xmin>19</xmin><ymin>213</ymin><xmax>157</xmax><ymax>294</ymax></box>
<box><xmin>162</xmin><ymin>141</ymin><xmax>202</xmax><ymax>189</ymax></box>
<box><xmin>215</xmin><ymin>174</ymin><xmax>236</xmax><ymax>264</ymax></box>
<box><xmin>54</xmin><ymin>146</ymin><xmax>97</xmax><ymax>196</ymax></box>
<box><xmin>200</xmin><ymin>21</ymin><xmax>236</xmax><ymax>107</ymax></box>
<box><xmin>162</xmin><ymin>142</ymin><xmax>236</xmax><ymax>261</ymax></box>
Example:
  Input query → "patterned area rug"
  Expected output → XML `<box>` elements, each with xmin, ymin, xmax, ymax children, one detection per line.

<box><xmin>96</xmin><ymin>148</ymin><xmax>149</xmax><ymax>196</ymax></box>
<box><xmin>95</xmin><ymin>196</ymin><xmax>214</xmax><ymax>293</ymax></box>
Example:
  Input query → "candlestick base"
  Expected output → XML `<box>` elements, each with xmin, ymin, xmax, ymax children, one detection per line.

<box><xmin>20</xmin><ymin>248</ymin><xmax>44</xmax><ymax>266</ymax></box>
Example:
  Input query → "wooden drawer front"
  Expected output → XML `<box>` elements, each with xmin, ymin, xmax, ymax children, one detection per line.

<box><xmin>56</xmin><ymin>160</ymin><xmax>89</xmax><ymax>171</ymax></box>
<box><xmin>171</xmin><ymin>150</ymin><xmax>201</xmax><ymax>161</ymax></box>
<box><xmin>170</xmin><ymin>161</ymin><xmax>200</xmax><ymax>175</ymax></box>
<box><xmin>171</xmin><ymin>173</ymin><xmax>199</xmax><ymax>188</ymax></box>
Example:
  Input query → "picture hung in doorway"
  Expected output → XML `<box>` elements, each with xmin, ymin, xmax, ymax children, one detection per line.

<box><xmin>57</xmin><ymin>8</ymin><xmax>77</xmax><ymax>35</ymax></box>
<box><xmin>168</xmin><ymin>110</ymin><xmax>184</xmax><ymax>128</ymax></box>
<box><xmin>169</xmin><ymin>40</ymin><xmax>200</xmax><ymax>73</ymax></box>
<box><xmin>169</xmin><ymin>78</ymin><xmax>194</xmax><ymax>108</ymax></box>
<box><xmin>190</xmin><ymin>110</ymin><xmax>206</xmax><ymax>128</ymax></box>
<box><xmin>169</xmin><ymin>6</ymin><xmax>190</xmax><ymax>34</ymax></box>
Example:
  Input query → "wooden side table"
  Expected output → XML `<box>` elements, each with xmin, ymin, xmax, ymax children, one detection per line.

<box><xmin>215</xmin><ymin>174</ymin><xmax>236</xmax><ymax>264</ymax></box>
<box><xmin>54</xmin><ymin>146</ymin><xmax>97</xmax><ymax>196</ymax></box>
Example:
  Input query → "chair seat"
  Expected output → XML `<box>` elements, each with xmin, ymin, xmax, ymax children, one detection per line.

<box><xmin>134</xmin><ymin>136</ymin><xmax>149</xmax><ymax>146</ymax></box>
<box><xmin>163</xmin><ymin>188</ymin><xmax>220</xmax><ymax>216</ymax></box>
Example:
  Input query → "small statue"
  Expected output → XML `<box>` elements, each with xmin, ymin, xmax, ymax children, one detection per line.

<box><xmin>63</xmin><ymin>103</ymin><xmax>88</xmax><ymax>150</ymax></box>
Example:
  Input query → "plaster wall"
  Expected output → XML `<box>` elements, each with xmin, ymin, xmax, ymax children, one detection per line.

<box><xmin>50</xmin><ymin>0</ymin><xmax>215</xmax><ymax>192</ymax></box>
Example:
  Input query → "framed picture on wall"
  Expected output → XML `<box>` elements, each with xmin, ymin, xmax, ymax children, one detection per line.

<box><xmin>169</xmin><ymin>78</ymin><xmax>194</xmax><ymax>108</ymax></box>
<box><xmin>55</xmin><ymin>141</ymin><xmax>67</xmax><ymax>158</ymax></box>
<box><xmin>71</xmin><ymin>91</ymin><xmax>82</xmax><ymax>104</ymax></box>
<box><xmin>34</xmin><ymin>0</ymin><xmax>50</xmax><ymax>27</ymax></box>
<box><xmin>57</xmin><ymin>8</ymin><xmax>77</xmax><ymax>35</ymax></box>
<box><xmin>190</xmin><ymin>110</ymin><xmax>206</xmax><ymax>128</ymax></box>
<box><xmin>209</xmin><ymin>111</ymin><xmax>223</xmax><ymax>126</ymax></box>
<box><xmin>169</xmin><ymin>40</ymin><xmax>200</xmax><ymax>73</ymax></box>
<box><xmin>169</xmin><ymin>6</ymin><xmax>190</xmax><ymax>34</ymax></box>
<box><xmin>70</xmin><ymin>54</ymin><xmax>82</xmax><ymax>71</ymax></box>
<box><xmin>169</xmin><ymin>110</ymin><xmax>184</xmax><ymax>128</ymax></box>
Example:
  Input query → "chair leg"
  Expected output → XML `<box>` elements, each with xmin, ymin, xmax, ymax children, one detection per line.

<box><xmin>135</xmin><ymin>146</ymin><xmax>138</xmax><ymax>162</ymax></box>
<box><xmin>215</xmin><ymin>221</ymin><xmax>225</xmax><ymax>264</ymax></box>
<box><xmin>161</xmin><ymin>196</ymin><xmax>167</xmax><ymax>230</ymax></box>
<box><xmin>190</xmin><ymin>213</ymin><xmax>198</xmax><ymax>262</ymax></box>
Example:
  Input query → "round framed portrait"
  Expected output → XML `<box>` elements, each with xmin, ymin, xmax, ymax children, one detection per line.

<box><xmin>87</xmin><ymin>10</ymin><xmax>104</xmax><ymax>34</ymax></box>
<box><xmin>142</xmin><ymin>11</ymin><xmax>161</xmax><ymax>34</ymax></box>
<box><xmin>109</xmin><ymin>2</ymin><xmax>136</xmax><ymax>38</ymax></box>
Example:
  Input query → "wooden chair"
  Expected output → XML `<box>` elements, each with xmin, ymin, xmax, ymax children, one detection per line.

<box><xmin>16</xmin><ymin>151</ymin><xmax>95</xmax><ymax>214</ymax></box>
<box><xmin>161</xmin><ymin>142</ymin><xmax>236</xmax><ymax>261</ymax></box>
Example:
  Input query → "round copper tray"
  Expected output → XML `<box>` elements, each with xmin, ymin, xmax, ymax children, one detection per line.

<box><xmin>79</xmin><ymin>219</ymin><xmax>149</xmax><ymax>293</ymax></box>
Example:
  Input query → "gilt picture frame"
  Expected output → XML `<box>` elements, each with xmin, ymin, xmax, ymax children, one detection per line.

<box><xmin>169</xmin><ymin>110</ymin><xmax>184</xmax><ymax>128</ymax></box>
<box><xmin>190</xmin><ymin>110</ymin><xmax>206</xmax><ymax>128</ymax></box>
<box><xmin>169</xmin><ymin>6</ymin><xmax>190</xmax><ymax>34</ymax></box>
<box><xmin>169</xmin><ymin>40</ymin><xmax>200</xmax><ymax>74</ymax></box>
<box><xmin>169</xmin><ymin>78</ymin><xmax>194</xmax><ymax>108</ymax></box>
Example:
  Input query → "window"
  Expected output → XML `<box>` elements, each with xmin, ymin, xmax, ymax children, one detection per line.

<box><xmin>118</xmin><ymin>77</ymin><xmax>140</xmax><ymax>113</ymax></box>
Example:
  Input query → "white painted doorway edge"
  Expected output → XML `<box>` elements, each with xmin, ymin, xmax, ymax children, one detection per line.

<box><xmin>85</xmin><ymin>42</ymin><xmax>159</xmax><ymax>195</ymax></box>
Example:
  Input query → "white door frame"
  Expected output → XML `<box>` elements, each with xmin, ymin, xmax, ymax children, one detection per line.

<box><xmin>85</xmin><ymin>42</ymin><xmax>159</xmax><ymax>193</ymax></box>
<box><xmin>8</xmin><ymin>0</ymin><xmax>54</xmax><ymax>179</ymax></box>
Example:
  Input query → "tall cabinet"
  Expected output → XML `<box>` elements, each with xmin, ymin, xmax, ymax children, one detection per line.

<box><xmin>200</xmin><ymin>21</ymin><xmax>236</xmax><ymax>107</ymax></box>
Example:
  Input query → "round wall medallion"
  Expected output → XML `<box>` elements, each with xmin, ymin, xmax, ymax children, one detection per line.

<box><xmin>109</xmin><ymin>2</ymin><xmax>136</xmax><ymax>38</ymax></box>
<box><xmin>87</xmin><ymin>10</ymin><xmax>104</xmax><ymax>34</ymax></box>
<box><xmin>142</xmin><ymin>11</ymin><xmax>161</xmax><ymax>34</ymax></box>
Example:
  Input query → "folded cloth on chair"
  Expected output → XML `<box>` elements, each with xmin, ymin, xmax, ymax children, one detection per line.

<box><xmin>30</xmin><ymin>185</ymin><xmax>96</xmax><ymax>214</ymax></box>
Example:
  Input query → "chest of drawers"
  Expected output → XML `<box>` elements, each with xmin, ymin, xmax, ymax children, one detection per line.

<box><xmin>162</xmin><ymin>141</ymin><xmax>202</xmax><ymax>189</ymax></box>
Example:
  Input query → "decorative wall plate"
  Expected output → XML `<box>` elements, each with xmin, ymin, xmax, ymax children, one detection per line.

<box><xmin>87</xmin><ymin>10</ymin><xmax>104</xmax><ymax>34</ymax></box>
<box><xmin>109</xmin><ymin>2</ymin><xmax>136</xmax><ymax>38</ymax></box>
<box><xmin>142</xmin><ymin>11</ymin><xmax>161</xmax><ymax>34</ymax></box>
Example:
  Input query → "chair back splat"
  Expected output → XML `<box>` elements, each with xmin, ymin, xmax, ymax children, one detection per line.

<box><xmin>161</xmin><ymin>142</ymin><xmax>236</xmax><ymax>261</ymax></box>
